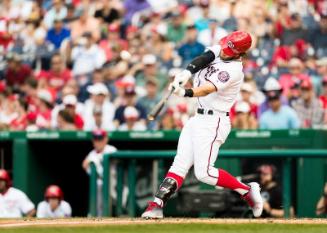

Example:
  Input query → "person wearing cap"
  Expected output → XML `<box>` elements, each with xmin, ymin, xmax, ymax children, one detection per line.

<box><xmin>279</xmin><ymin>58</ymin><xmax>311</xmax><ymax>98</ymax></box>
<box><xmin>291</xmin><ymin>79</ymin><xmax>324</xmax><ymax>128</ymax></box>
<box><xmin>36</xmin><ymin>185</ymin><xmax>72</xmax><ymax>218</ymax></box>
<box><xmin>166</xmin><ymin>11</ymin><xmax>186</xmax><ymax>43</ymax></box>
<box><xmin>114</xmin><ymin>86</ymin><xmax>146</xmax><ymax>128</ymax></box>
<box><xmin>230</xmin><ymin>83</ymin><xmax>258</xmax><ymax>121</ymax></box>
<box><xmin>258</xmin><ymin>77</ymin><xmax>289</xmax><ymax>116</ymax></box>
<box><xmin>82</xmin><ymin>129</ymin><xmax>117</xmax><ymax>216</ymax></box>
<box><xmin>71</xmin><ymin>32</ymin><xmax>106</xmax><ymax>76</ymax></box>
<box><xmin>256</xmin><ymin>165</ymin><xmax>285</xmax><ymax>218</ymax></box>
<box><xmin>178</xmin><ymin>24</ymin><xmax>205</xmax><ymax>67</ymax></box>
<box><xmin>84</xmin><ymin>83</ymin><xmax>116</xmax><ymax>131</ymax></box>
<box><xmin>0</xmin><ymin>169</ymin><xmax>36</xmax><ymax>218</ymax></box>
<box><xmin>232</xmin><ymin>101</ymin><xmax>257</xmax><ymax>129</ymax></box>
<box><xmin>198</xmin><ymin>18</ymin><xmax>227</xmax><ymax>47</ymax></box>
<box><xmin>119</xmin><ymin>106</ymin><xmax>146</xmax><ymax>131</ymax></box>
<box><xmin>35</xmin><ymin>89</ymin><xmax>55</xmax><ymax>129</ymax></box>
<box><xmin>259</xmin><ymin>88</ymin><xmax>300</xmax><ymax>129</ymax></box>
<box><xmin>134</xmin><ymin>54</ymin><xmax>167</xmax><ymax>93</ymax></box>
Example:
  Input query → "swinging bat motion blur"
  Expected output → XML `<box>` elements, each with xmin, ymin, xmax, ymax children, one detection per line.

<box><xmin>147</xmin><ymin>87</ymin><xmax>174</xmax><ymax>121</ymax></box>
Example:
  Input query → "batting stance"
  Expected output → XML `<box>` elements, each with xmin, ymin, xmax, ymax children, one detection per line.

<box><xmin>142</xmin><ymin>31</ymin><xmax>263</xmax><ymax>219</ymax></box>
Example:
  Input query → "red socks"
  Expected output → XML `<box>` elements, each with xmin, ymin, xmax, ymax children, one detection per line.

<box><xmin>217</xmin><ymin>169</ymin><xmax>250</xmax><ymax>195</ymax></box>
<box><xmin>166</xmin><ymin>172</ymin><xmax>184</xmax><ymax>189</ymax></box>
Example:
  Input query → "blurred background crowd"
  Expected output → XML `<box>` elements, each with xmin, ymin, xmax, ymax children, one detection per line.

<box><xmin>0</xmin><ymin>0</ymin><xmax>327</xmax><ymax>131</ymax></box>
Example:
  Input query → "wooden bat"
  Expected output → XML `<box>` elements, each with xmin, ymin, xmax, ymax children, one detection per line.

<box><xmin>147</xmin><ymin>87</ymin><xmax>175</xmax><ymax>121</ymax></box>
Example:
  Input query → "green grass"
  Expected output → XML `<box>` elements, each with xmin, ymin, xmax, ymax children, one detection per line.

<box><xmin>1</xmin><ymin>224</ymin><xmax>327</xmax><ymax>233</ymax></box>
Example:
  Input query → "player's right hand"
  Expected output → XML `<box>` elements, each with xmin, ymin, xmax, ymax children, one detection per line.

<box><xmin>173</xmin><ymin>70</ymin><xmax>192</xmax><ymax>87</ymax></box>
<box><xmin>168</xmin><ymin>82</ymin><xmax>185</xmax><ymax>97</ymax></box>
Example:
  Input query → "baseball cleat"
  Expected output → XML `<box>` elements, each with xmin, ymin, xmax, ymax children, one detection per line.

<box><xmin>242</xmin><ymin>182</ymin><xmax>263</xmax><ymax>217</ymax></box>
<box><xmin>141</xmin><ymin>201</ymin><xmax>164</xmax><ymax>219</ymax></box>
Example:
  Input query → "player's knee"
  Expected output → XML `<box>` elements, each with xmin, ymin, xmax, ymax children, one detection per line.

<box><xmin>194</xmin><ymin>167</ymin><xmax>217</xmax><ymax>186</ymax></box>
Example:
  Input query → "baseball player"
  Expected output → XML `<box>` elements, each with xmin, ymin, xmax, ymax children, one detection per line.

<box><xmin>142</xmin><ymin>31</ymin><xmax>263</xmax><ymax>219</ymax></box>
<box><xmin>0</xmin><ymin>169</ymin><xmax>36</xmax><ymax>218</ymax></box>
<box><xmin>36</xmin><ymin>185</ymin><xmax>72</xmax><ymax>218</ymax></box>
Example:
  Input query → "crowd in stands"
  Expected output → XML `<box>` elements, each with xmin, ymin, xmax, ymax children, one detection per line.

<box><xmin>0</xmin><ymin>0</ymin><xmax>327</xmax><ymax>131</ymax></box>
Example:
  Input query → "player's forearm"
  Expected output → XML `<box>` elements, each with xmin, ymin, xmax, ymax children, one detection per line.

<box><xmin>186</xmin><ymin>50</ymin><xmax>215</xmax><ymax>74</ymax></box>
<box><xmin>185</xmin><ymin>84</ymin><xmax>216</xmax><ymax>97</ymax></box>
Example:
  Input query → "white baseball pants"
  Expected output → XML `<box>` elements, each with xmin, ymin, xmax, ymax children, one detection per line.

<box><xmin>169</xmin><ymin>113</ymin><xmax>231</xmax><ymax>186</ymax></box>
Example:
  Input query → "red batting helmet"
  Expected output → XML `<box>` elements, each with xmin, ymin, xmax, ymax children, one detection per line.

<box><xmin>219</xmin><ymin>31</ymin><xmax>252</xmax><ymax>57</ymax></box>
<box><xmin>45</xmin><ymin>185</ymin><xmax>64</xmax><ymax>200</ymax></box>
<box><xmin>0</xmin><ymin>169</ymin><xmax>11</xmax><ymax>186</ymax></box>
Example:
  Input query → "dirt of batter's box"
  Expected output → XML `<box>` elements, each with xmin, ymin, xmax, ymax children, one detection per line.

<box><xmin>1</xmin><ymin>218</ymin><xmax>327</xmax><ymax>228</ymax></box>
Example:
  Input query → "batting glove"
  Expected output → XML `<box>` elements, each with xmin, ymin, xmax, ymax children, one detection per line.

<box><xmin>173</xmin><ymin>70</ymin><xmax>192</xmax><ymax>87</ymax></box>
<box><xmin>168</xmin><ymin>82</ymin><xmax>185</xmax><ymax>97</ymax></box>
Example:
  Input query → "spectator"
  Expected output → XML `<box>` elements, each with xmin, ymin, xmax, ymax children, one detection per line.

<box><xmin>84</xmin><ymin>83</ymin><xmax>116</xmax><ymax>131</ymax></box>
<box><xmin>37</xmin><ymin>185</ymin><xmax>72</xmax><ymax>218</ymax></box>
<box><xmin>259</xmin><ymin>90</ymin><xmax>300</xmax><ymax>129</ymax></box>
<box><xmin>25</xmin><ymin>111</ymin><xmax>39</xmax><ymax>131</ymax></box>
<box><xmin>279</xmin><ymin>58</ymin><xmax>310</xmax><ymax>99</ymax></box>
<box><xmin>257</xmin><ymin>165</ymin><xmax>284</xmax><ymax>218</ymax></box>
<box><xmin>232</xmin><ymin>101</ymin><xmax>257</xmax><ymax>129</ymax></box>
<box><xmin>292</xmin><ymin>80</ymin><xmax>324</xmax><ymax>128</ymax></box>
<box><xmin>5</xmin><ymin>54</ymin><xmax>32</xmax><ymax>88</ymax></box>
<box><xmin>178</xmin><ymin>25</ymin><xmax>205</xmax><ymax>66</ymax></box>
<box><xmin>137</xmin><ymin>79</ymin><xmax>161</xmax><ymax>115</ymax></box>
<box><xmin>35</xmin><ymin>89</ymin><xmax>55</xmax><ymax>129</ymax></box>
<box><xmin>158</xmin><ymin>108</ymin><xmax>177</xmax><ymax>130</ymax></box>
<box><xmin>43</xmin><ymin>0</ymin><xmax>67</xmax><ymax>29</ymax></box>
<box><xmin>69</xmin><ymin>8</ymin><xmax>100</xmax><ymax>42</ymax></box>
<box><xmin>119</xmin><ymin>106</ymin><xmax>146</xmax><ymax>131</ymax></box>
<box><xmin>94</xmin><ymin>0</ymin><xmax>121</xmax><ymax>24</ymax></box>
<box><xmin>280</xmin><ymin>13</ymin><xmax>308</xmax><ymax>45</ymax></box>
<box><xmin>320</xmin><ymin>77</ymin><xmax>327</xmax><ymax>110</ymax></box>
<box><xmin>46</xmin><ymin>19</ymin><xmax>71</xmax><ymax>50</ymax></box>
<box><xmin>57</xmin><ymin>108</ymin><xmax>76</xmax><ymax>130</ymax></box>
<box><xmin>309</xmin><ymin>14</ymin><xmax>327</xmax><ymax>58</ymax></box>
<box><xmin>124</xmin><ymin>0</ymin><xmax>150</xmax><ymax>24</ymax></box>
<box><xmin>198</xmin><ymin>19</ymin><xmax>227</xmax><ymax>47</ymax></box>
<box><xmin>0</xmin><ymin>169</ymin><xmax>35</xmax><ymax>218</ymax></box>
<box><xmin>114</xmin><ymin>86</ymin><xmax>146</xmax><ymax>128</ymax></box>
<box><xmin>135</xmin><ymin>54</ymin><xmax>167</xmax><ymax>93</ymax></box>
<box><xmin>37</xmin><ymin>53</ymin><xmax>72</xmax><ymax>93</ymax></box>
<box><xmin>314</xmin><ymin>57</ymin><xmax>327</xmax><ymax>92</ymax></box>
<box><xmin>166</xmin><ymin>12</ymin><xmax>186</xmax><ymax>44</ymax></box>
<box><xmin>71</xmin><ymin>32</ymin><xmax>106</xmax><ymax>77</ymax></box>
<box><xmin>316</xmin><ymin>182</ymin><xmax>327</xmax><ymax>216</ymax></box>
<box><xmin>82</xmin><ymin>129</ymin><xmax>117</xmax><ymax>216</ymax></box>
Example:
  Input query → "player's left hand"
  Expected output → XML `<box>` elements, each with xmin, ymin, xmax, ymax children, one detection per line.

<box><xmin>173</xmin><ymin>70</ymin><xmax>192</xmax><ymax>87</ymax></box>
<box><xmin>168</xmin><ymin>83</ymin><xmax>185</xmax><ymax>97</ymax></box>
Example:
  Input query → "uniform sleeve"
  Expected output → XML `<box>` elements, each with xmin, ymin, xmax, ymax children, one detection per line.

<box><xmin>36</xmin><ymin>202</ymin><xmax>47</xmax><ymax>218</ymax></box>
<box><xmin>205</xmin><ymin>45</ymin><xmax>221</xmax><ymax>58</ymax></box>
<box><xmin>205</xmin><ymin>69</ymin><xmax>235</xmax><ymax>92</ymax></box>
<box><xmin>18</xmin><ymin>191</ymin><xmax>35</xmax><ymax>215</ymax></box>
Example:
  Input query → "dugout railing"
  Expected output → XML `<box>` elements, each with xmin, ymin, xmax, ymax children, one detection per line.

<box><xmin>91</xmin><ymin>149</ymin><xmax>327</xmax><ymax>218</ymax></box>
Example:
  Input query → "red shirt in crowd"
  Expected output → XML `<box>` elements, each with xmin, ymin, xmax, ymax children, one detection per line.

<box><xmin>74</xmin><ymin>114</ymin><xmax>84</xmax><ymax>129</ymax></box>
<box><xmin>279</xmin><ymin>73</ymin><xmax>311</xmax><ymax>97</ymax></box>
<box><xmin>5</xmin><ymin>64</ymin><xmax>32</xmax><ymax>86</ymax></box>
<box><xmin>320</xmin><ymin>96</ymin><xmax>327</xmax><ymax>109</ymax></box>
<box><xmin>230</xmin><ymin>103</ymin><xmax>258</xmax><ymax>121</ymax></box>
<box><xmin>37</xmin><ymin>69</ymin><xmax>72</xmax><ymax>92</ymax></box>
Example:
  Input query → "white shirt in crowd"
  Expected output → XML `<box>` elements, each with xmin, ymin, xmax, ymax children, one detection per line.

<box><xmin>71</xmin><ymin>44</ymin><xmax>106</xmax><ymax>76</ymax></box>
<box><xmin>0</xmin><ymin>187</ymin><xmax>35</xmax><ymax>218</ymax></box>
<box><xmin>83</xmin><ymin>99</ymin><xmax>116</xmax><ymax>131</ymax></box>
<box><xmin>118</xmin><ymin>122</ymin><xmax>147</xmax><ymax>131</ymax></box>
<box><xmin>198</xmin><ymin>27</ymin><xmax>228</xmax><ymax>47</ymax></box>
<box><xmin>36</xmin><ymin>200</ymin><xmax>72</xmax><ymax>218</ymax></box>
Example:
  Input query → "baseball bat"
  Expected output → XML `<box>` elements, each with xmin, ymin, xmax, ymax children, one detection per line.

<box><xmin>147</xmin><ymin>87</ymin><xmax>175</xmax><ymax>121</ymax></box>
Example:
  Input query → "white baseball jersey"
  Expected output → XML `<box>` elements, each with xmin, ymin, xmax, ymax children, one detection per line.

<box><xmin>36</xmin><ymin>200</ymin><xmax>72</xmax><ymax>218</ymax></box>
<box><xmin>0</xmin><ymin>187</ymin><xmax>35</xmax><ymax>218</ymax></box>
<box><xmin>193</xmin><ymin>45</ymin><xmax>244</xmax><ymax>112</ymax></box>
